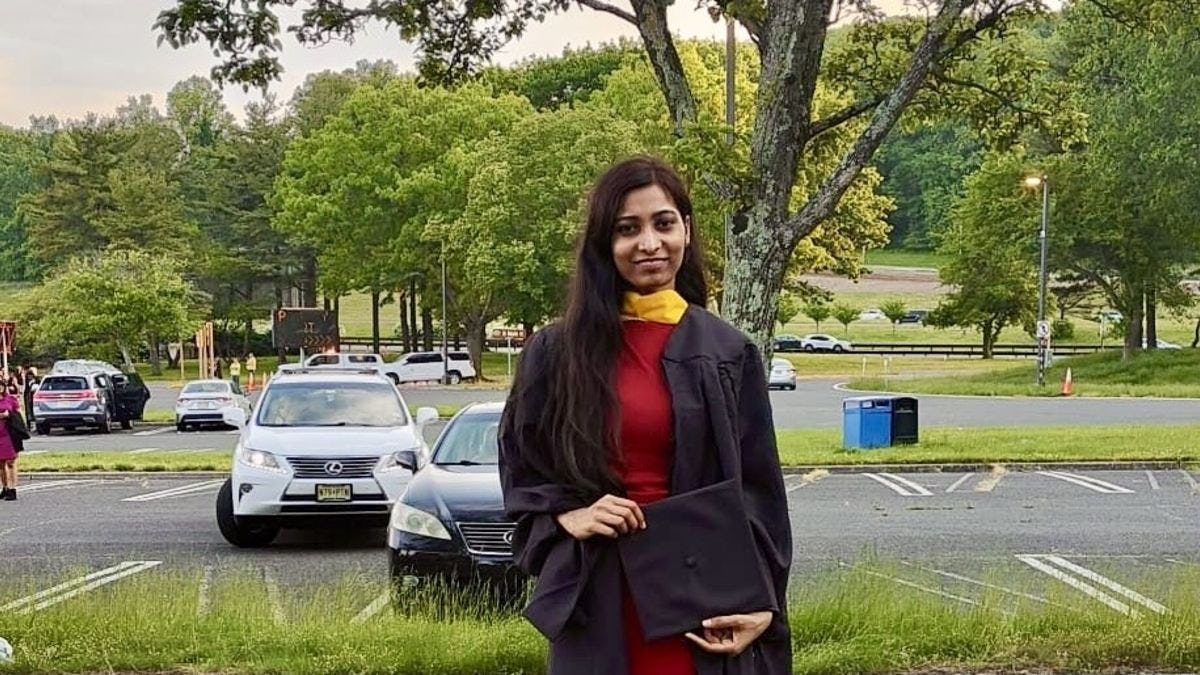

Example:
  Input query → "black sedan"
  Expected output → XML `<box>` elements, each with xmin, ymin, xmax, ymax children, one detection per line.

<box><xmin>387</xmin><ymin>401</ymin><xmax>524</xmax><ymax>594</ymax></box>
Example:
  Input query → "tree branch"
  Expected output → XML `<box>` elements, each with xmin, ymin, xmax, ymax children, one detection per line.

<box><xmin>788</xmin><ymin>0</ymin><xmax>970</xmax><ymax>241</ymax></box>
<box><xmin>575</xmin><ymin>0</ymin><xmax>637</xmax><ymax>25</ymax></box>
<box><xmin>627</xmin><ymin>0</ymin><xmax>698</xmax><ymax>134</ymax></box>
<box><xmin>808</xmin><ymin>94</ymin><xmax>886</xmax><ymax>138</ymax></box>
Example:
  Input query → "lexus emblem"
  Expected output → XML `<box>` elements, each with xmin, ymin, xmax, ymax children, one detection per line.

<box><xmin>502</xmin><ymin>530</ymin><xmax>514</xmax><ymax>545</ymax></box>
<box><xmin>323</xmin><ymin>461</ymin><xmax>344</xmax><ymax>476</ymax></box>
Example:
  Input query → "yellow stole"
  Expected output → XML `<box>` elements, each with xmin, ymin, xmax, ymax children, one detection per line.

<box><xmin>620</xmin><ymin>290</ymin><xmax>688</xmax><ymax>325</ymax></box>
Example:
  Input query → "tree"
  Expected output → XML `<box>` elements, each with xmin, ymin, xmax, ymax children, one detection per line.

<box><xmin>156</xmin><ymin>0</ymin><xmax>1089</xmax><ymax>362</ymax></box>
<box><xmin>803</xmin><ymin>301</ymin><xmax>831</xmax><ymax>332</ymax></box>
<box><xmin>17</xmin><ymin>250</ymin><xmax>205</xmax><ymax>371</ymax></box>
<box><xmin>776</xmin><ymin>292</ymin><xmax>801</xmax><ymax>329</ymax></box>
<box><xmin>0</xmin><ymin>125</ymin><xmax>48</xmax><ymax>281</ymax></box>
<box><xmin>166</xmin><ymin>76</ymin><xmax>234</xmax><ymax>151</ymax></box>
<box><xmin>929</xmin><ymin>152</ymin><xmax>1038</xmax><ymax>358</ymax></box>
<box><xmin>832</xmin><ymin>304</ymin><xmax>858</xmax><ymax>335</ymax></box>
<box><xmin>880</xmin><ymin>299</ymin><xmax>908</xmax><ymax>336</ymax></box>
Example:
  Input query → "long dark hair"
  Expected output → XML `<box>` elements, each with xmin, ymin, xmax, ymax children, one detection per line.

<box><xmin>541</xmin><ymin>156</ymin><xmax>708</xmax><ymax>498</ymax></box>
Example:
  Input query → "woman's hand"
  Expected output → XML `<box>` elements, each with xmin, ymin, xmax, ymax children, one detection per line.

<box><xmin>684</xmin><ymin>611</ymin><xmax>773</xmax><ymax>656</ymax></box>
<box><xmin>555</xmin><ymin>494</ymin><xmax>646</xmax><ymax>540</ymax></box>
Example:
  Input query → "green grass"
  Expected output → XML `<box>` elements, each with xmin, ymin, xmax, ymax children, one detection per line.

<box><xmin>1</xmin><ymin>565</ymin><xmax>1198</xmax><ymax>673</ymax></box>
<box><xmin>779</xmin><ymin>353</ymin><xmax>1017</xmax><ymax>379</ymax></box>
<box><xmin>24</xmin><ymin>423</ymin><xmax>1200</xmax><ymax>472</ymax></box>
<box><xmin>864</xmin><ymin>248</ymin><xmax>948</xmax><ymax>269</ymax></box>
<box><xmin>774</xmin><ymin>424</ymin><xmax>1200</xmax><ymax>466</ymax></box>
<box><xmin>850</xmin><ymin>348</ymin><xmax>1200</xmax><ymax>398</ymax></box>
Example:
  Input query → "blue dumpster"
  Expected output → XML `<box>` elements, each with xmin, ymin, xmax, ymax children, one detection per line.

<box><xmin>843</xmin><ymin>397</ymin><xmax>894</xmax><ymax>449</ymax></box>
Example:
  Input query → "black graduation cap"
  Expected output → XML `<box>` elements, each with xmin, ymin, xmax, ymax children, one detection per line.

<box><xmin>617</xmin><ymin>479</ymin><xmax>777</xmax><ymax>641</ymax></box>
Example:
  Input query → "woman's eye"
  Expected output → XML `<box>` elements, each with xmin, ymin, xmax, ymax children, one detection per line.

<box><xmin>656</xmin><ymin>219</ymin><xmax>676</xmax><ymax>230</ymax></box>
<box><xmin>616</xmin><ymin>223</ymin><xmax>637</xmax><ymax>235</ymax></box>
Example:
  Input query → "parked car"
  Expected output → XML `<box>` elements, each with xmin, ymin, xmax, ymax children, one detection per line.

<box><xmin>800</xmin><ymin>334</ymin><xmax>853</xmax><ymax>352</ymax></box>
<box><xmin>387</xmin><ymin>402</ymin><xmax>523</xmax><ymax>594</ymax></box>
<box><xmin>1143</xmin><ymin>338</ymin><xmax>1181</xmax><ymax>350</ymax></box>
<box><xmin>32</xmin><ymin>369</ymin><xmax>149</xmax><ymax>434</ymax></box>
<box><xmin>898</xmin><ymin>310</ymin><xmax>930</xmax><ymax>325</ymax></box>
<box><xmin>278</xmin><ymin>352</ymin><xmax>392</xmax><ymax>378</ymax></box>
<box><xmin>391</xmin><ymin>351</ymin><xmax>477</xmax><ymax>385</ymax></box>
<box><xmin>858</xmin><ymin>308</ymin><xmax>885</xmax><ymax>321</ymax></box>
<box><xmin>772</xmin><ymin>334</ymin><xmax>805</xmax><ymax>353</ymax></box>
<box><xmin>768</xmin><ymin>358</ymin><xmax>797</xmax><ymax>390</ymax></box>
<box><xmin>1097</xmin><ymin>309</ymin><xmax>1124</xmax><ymax>323</ymax></box>
<box><xmin>175</xmin><ymin>379</ymin><xmax>253</xmax><ymax>432</ymax></box>
<box><xmin>215</xmin><ymin>369</ymin><xmax>439</xmax><ymax>547</ymax></box>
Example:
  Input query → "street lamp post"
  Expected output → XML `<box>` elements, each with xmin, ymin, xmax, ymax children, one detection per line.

<box><xmin>1025</xmin><ymin>175</ymin><xmax>1050</xmax><ymax>386</ymax></box>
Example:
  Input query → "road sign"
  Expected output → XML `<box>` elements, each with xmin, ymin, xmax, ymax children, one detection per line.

<box><xmin>272</xmin><ymin>308</ymin><xmax>340</xmax><ymax>350</ymax></box>
<box><xmin>1036</xmin><ymin>320</ymin><xmax>1051</xmax><ymax>340</ymax></box>
<box><xmin>0</xmin><ymin>321</ymin><xmax>15</xmax><ymax>355</ymax></box>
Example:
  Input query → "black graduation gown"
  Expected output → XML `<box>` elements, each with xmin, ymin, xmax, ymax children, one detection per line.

<box><xmin>499</xmin><ymin>305</ymin><xmax>793</xmax><ymax>675</ymax></box>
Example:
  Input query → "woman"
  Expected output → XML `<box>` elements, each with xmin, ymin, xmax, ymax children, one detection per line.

<box><xmin>0</xmin><ymin>375</ymin><xmax>22</xmax><ymax>500</ymax></box>
<box><xmin>499</xmin><ymin>156</ymin><xmax>792</xmax><ymax>674</ymax></box>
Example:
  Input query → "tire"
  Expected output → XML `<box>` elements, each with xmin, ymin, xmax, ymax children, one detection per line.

<box><xmin>35</xmin><ymin>422</ymin><xmax>50</xmax><ymax>436</ymax></box>
<box><xmin>447</xmin><ymin>371</ymin><xmax>462</xmax><ymax>385</ymax></box>
<box><xmin>215</xmin><ymin>479</ymin><xmax>279</xmax><ymax>548</ymax></box>
<box><xmin>120</xmin><ymin>419</ymin><xmax>133</xmax><ymax>430</ymax></box>
<box><xmin>833</xmin><ymin>345</ymin><xmax>844</xmax><ymax>353</ymax></box>
<box><xmin>788</xmin><ymin>384</ymin><xmax>797</xmax><ymax>391</ymax></box>
<box><xmin>387</xmin><ymin>373</ymin><xmax>400</xmax><ymax>386</ymax></box>
<box><xmin>176</xmin><ymin>422</ymin><xmax>187</xmax><ymax>433</ymax></box>
<box><xmin>97</xmin><ymin>410</ymin><xmax>112</xmax><ymax>434</ymax></box>
<box><xmin>803</xmin><ymin>345</ymin><xmax>815</xmax><ymax>352</ymax></box>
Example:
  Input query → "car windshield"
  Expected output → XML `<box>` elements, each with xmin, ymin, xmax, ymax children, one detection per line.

<box><xmin>40</xmin><ymin>377</ymin><xmax>88</xmax><ymax>391</ymax></box>
<box><xmin>434</xmin><ymin>412</ymin><xmax>500</xmax><ymax>465</ymax></box>
<box><xmin>255</xmin><ymin>381</ymin><xmax>408</xmax><ymax>427</ymax></box>
<box><xmin>182</xmin><ymin>382</ymin><xmax>229</xmax><ymax>395</ymax></box>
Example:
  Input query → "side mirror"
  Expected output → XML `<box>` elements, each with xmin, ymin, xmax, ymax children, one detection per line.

<box><xmin>395</xmin><ymin>449</ymin><xmax>419</xmax><ymax>473</ymax></box>
<box><xmin>415</xmin><ymin>406</ymin><xmax>439</xmax><ymax>427</ymax></box>
<box><xmin>223</xmin><ymin>408</ymin><xmax>248</xmax><ymax>429</ymax></box>
<box><xmin>111</xmin><ymin>374</ymin><xmax>128</xmax><ymax>386</ymax></box>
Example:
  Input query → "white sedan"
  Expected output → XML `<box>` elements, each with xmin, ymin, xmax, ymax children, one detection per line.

<box><xmin>175</xmin><ymin>380</ymin><xmax>253</xmax><ymax>432</ymax></box>
<box><xmin>768</xmin><ymin>358</ymin><xmax>797</xmax><ymax>390</ymax></box>
<box><xmin>800</xmin><ymin>334</ymin><xmax>853</xmax><ymax>353</ymax></box>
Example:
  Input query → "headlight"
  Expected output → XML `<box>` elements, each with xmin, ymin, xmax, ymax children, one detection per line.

<box><xmin>236</xmin><ymin>446</ymin><xmax>286</xmax><ymax>474</ymax></box>
<box><xmin>390</xmin><ymin>502</ymin><xmax>451</xmax><ymax>540</ymax></box>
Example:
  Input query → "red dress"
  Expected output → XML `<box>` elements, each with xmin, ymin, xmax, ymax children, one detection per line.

<box><xmin>613</xmin><ymin>319</ymin><xmax>696</xmax><ymax>675</ymax></box>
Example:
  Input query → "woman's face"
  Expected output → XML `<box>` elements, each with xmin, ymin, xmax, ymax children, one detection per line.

<box><xmin>611</xmin><ymin>184</ymin><xmax>691</xmax><ymax>295</ymax></box>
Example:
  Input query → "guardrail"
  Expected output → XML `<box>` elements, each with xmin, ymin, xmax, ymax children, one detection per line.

<box><xmin>338</xmin><ymin>336</ymin><xmax>522</xmax><ymax>351</ymax></box>
<box><xmin>782</xmin><ymin>343</ymin><xmax>1121</xmax><ymax>357</ymax></box>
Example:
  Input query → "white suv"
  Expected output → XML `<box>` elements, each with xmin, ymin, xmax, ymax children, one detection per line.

<box><xmin>277</xmin><ymin>351</ymin><xmax>477</xmax><ymax>385</ymax></box>
<box><xmin>215</xmin><ymin>369</ymin><xmax>438</xmax><ymax>547</ymax></box>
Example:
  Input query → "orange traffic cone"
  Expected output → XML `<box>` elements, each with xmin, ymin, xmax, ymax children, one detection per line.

<box><xmin>1061</xmin><ymin>367</ymin><xmax>1074</xmax><ymax>396</ymax></box>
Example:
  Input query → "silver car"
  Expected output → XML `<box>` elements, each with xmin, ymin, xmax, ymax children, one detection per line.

<box><xmin>768</xmin><ymin>358</ymin><xmax>796</xmax><ymax>390</ymax></box>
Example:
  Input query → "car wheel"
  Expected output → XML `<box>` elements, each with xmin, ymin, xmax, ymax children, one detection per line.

<box><xmin>215</xmin><ymin>479</ymin><xmax>279</xmax><ymax>548</ymax></box>
<box><xmin>35</xmin><ymin>422</ymin><xmax>50</xmax><ymax>436</ymax></box>
<box><xmin>120</xmin><ymin>419</ymin><xmax>133</xmax><ymax>430</ymax></box>
<box><xmin>176</xmin><ymin>422</ymin><xmax>187</xmax><ymax>433</ymax></box>
<box><xmin>833</xmin><ymin>345</ymin><xmax>844</xmax><ymax>353</ymax></box>
<box><xmin>803</xmin><ymin>345</ymin><xmax>815</xmax><ymax>352</ymax></box>
<box><xmin>97</xmin><ymin>410</ymin><xmax>112</xmax><ymax>434</ymax></box>
<box><xmin>447</xmin><ymin>371</ymin><xmax>462</xmax><ymax>385</ymax></box>
<box><xmin>788</xmin><ymin>384</ymin><xmax>797</xmax><ymax>391</ymax></box>
<box><xmin>387</xmin><ymin>373</ymin><xmax>400</xmax><ymax>385</ymax></box>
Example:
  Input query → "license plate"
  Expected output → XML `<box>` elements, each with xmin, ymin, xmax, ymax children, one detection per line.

<box><xmin>195</xmin><ymin>401</ymin><xmax>216</xmax><ymax>410</ymax></box>
<box><xmin>48</xmin><ymin>401</ymin><xmax>76</xmax><ymax>409</ymax></box>
<box><xmin>316</xmin><ymin>484</ymin><xmax>352</xmax><ymax>502</ymax></box>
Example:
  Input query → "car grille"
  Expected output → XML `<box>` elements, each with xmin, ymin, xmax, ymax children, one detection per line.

<box><xmin>286</xmin><ymin>456</ymin><xmax>379</xmax><ymax>478</ymax></box>
<box><xmin>457</xmin><ymin>522</ymin><xmax>516</xmax><ymax>556</ymax></box>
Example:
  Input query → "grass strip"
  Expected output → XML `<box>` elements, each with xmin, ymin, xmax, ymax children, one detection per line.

<box><xmin>774</xmin><ymin>424</ymin><xmax>1200</xmax><ymax>466</ymax></box>
<box><xmin>850</xmin><ymin>348</ymin><xmax>1200</xmax><ymax>398</ymax></box>
<box><xmin>0</xmin><ymin>565</ymin><xmax>1197</xmax><ymax>673</ymax></box>
<box><xmin>20</xmin><ymin>424</ymin><xmax>1200</xmax><ymax>472</ymax></box>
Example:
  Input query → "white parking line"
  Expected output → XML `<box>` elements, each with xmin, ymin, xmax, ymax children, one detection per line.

<box><xmin>1146</xmin><ymin>470</ymin><xmax>1160</xmax><ymax>490</ymax></box>
<box><xmin>20</xmin><ymin>450</ymin><xmax>46</xmax><ymax>456</ymax></box>
<box><xmin>1</xmin><ymin>561</ymin><xmax>162</xmax><ymax>614</ymax></box>
<box><xmin>903</xmin><ymin>563</ymin><xmax>1069</xmax><ymax>610</ymax></box>
<box><xmin>351</xmin><ymin>592</ymin><xmax>390</xmax><ymax>624</ymax></box>
<box><xmin>128</xmin><ymin>448</ymin><xmax>161</xmax><ymax>454</ymax></box>
<box><xmin>786</xmin><ymin>469</ymin><xmax>829</xmax><ymax>493</ymax></box>
<box><xmin>1180</xmin><ymin>469</ymin><xmax>1199</xmax><ymax>492</ymax></box>
<box><xmin>21</xmin><ymin>480</ymin><xmax>100</xmax><ymax>494</ymax></box>
<box><xmin>945</xmin><ymin>473</ymin><xmax>974</xmax><ymax>493</ymax></box>
<box><xmin>1036</xmin><ymin>471</ymin><xmax>1135</xmax><ymax>494</ymax></box>
<box><xmin>133</xmin><ymin>427</ymin><xmax>172</xmax><ymax>437</ymax></box>
<box><xmin>864</xmin><ymin>473</ymin><xmax>926</xmax><ymax>497</ymax></box>
<box><xmin>1016</xmin><ymin>555</ymin><xmax>1136</xmax><ymax>616</ymax></box>
<box><xmin>841</xmin><ymin>563</ymin><xmax>979</xmax><ymax>608</ymax></box>
<box><xmin>122</xmin><ymin>480</ymin><xmax>224</xmax><ymax>502</ymax></box>
<box><xmin>1038</xmin><ymin>555</ymin><xmax>1168</xmax><ymax>615</ymax></box>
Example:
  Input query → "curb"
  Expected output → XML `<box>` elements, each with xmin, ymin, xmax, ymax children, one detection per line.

<box><xmin>781</xmin><ymin>460</ymin><xmax>1197</xmax><ymax>474</ymax></box>
<box><xmin>26</xmin><ymin>471</ymin><xmax>228</xmax><ymax>480</ymax></box>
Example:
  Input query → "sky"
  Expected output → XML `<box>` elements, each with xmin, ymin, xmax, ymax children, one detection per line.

<box><xmin>0</xmin><ymin>1</ymin><xmax>774</xmax><ymax>127</ymax></box>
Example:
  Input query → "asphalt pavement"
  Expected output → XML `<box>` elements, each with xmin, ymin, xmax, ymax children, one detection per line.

<box><xmin>1</xmin><ymin>468</ymin><xmax>1196</xmax><ymax>619</ymax></box>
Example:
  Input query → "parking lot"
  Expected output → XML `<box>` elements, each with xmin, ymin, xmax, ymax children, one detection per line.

<box><xmin>2</xmin><ymin>468</ymin><xmax>1195</xmax><ymax>620</ymax></box>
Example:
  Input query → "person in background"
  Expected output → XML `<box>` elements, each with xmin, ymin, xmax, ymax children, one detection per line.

<box><xmin>0</xmin><ymin>375</ymin><xmax>23</xmax><ymax>500</ymax></box>
<box><xmin>21</xmin><ymin>365</ymin><xmax>38</xmax><ymax>429</ymax></box>
<box><xmin>245</xmin><ymin>353</ymin><xmax>257</xmax><ymax>390</ymax></box>
<box><xmin>230</xmin><ymin>357</ymin><xmax>242</xmax><ymax>388</ymax></box>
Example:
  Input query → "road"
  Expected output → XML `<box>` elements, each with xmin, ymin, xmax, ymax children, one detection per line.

<box><xmin>28</xmin><ymin>379</ymin><xmax>1199</xmax><ymax>453</ymax></box>
<box><xmin>1</xmin><ymin>468</ymin><xmax>1196</xmax><ymax>619</ymax></box>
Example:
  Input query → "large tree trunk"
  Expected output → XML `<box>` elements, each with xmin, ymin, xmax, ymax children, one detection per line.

<box><xmin>722</xmin><ymin>211</ymin><xmax>791</xmax><ymax>364</ymax></box>
<box><xmin>1192</xmin><ymin>317</ymin><xmax>1200</xmax><ymax>349</ymax></box>
<box><xmin>117</xmin><ymin>342</ymin><xmax>135</xmax><ymax>372</ymax></box>
<box><xmin>463</xmin><ymin>315</ymin><xmax>487</xmax><ymax>381</ymax></box>
<box><xmin>1145</xmin><ymin>287</ymin><xmax>1157</xmax><ymax>349</ymax></box>
<box><xmin>398</xmin><ymin>291</ymin><xmax>411</xmax><ymax>353</ymax></box>
<box><xmin>408</xmin><ymin>278</ymin><xmax>419</xmax><ymax>353</ymax></box>
<box><xmin>421</xmin><ymin>306</ymin><xmax>434</xmax><ymax>352</ymax></box>
<box><xmin>1123</xmin><ymin>283</ymin><xmax>1144</xmax><ymax>360</ymax></box>
<box><xmin>148</xmin><ymin>334</ymin><xmax>163</xmax><ymax>376</ymax></box>
<box><xmin>301</xmin><ymin>256</ymin><xmax>318</xmax><ymax>307</ymax></box>
<box><xmin>980</xmin><ymin>320</ymin><xmax>996</xmax><ymax>360</ymax></box>
<box><xmin>370</xmin><ymin>288</ymin><xmax>381</xmax><ymax>354</ymax></box>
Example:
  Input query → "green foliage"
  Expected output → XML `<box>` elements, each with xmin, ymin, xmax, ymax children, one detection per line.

<box><xmin>803</xmin><ymin>302</ymin><xmax>832</xmax><ymax>332</ymax></box>
<box><xmin>16</xmin><ymin>250</ymin><xmax>205</xmax><ymax>366</ymax></box>
<box><xmin>481</xmin><ymin>42</ymin><xmax>641</xmax><ymax>110</ymax></box>
<box><xmin>931</xmin><ymin>152</ymin><xmax>1040</xmax><ymax>358</ymax></box>
<box><xmin>1052</xmin><ymin>318</ymin><xmax>1075</xmax><ymax>341</ymax></box>
<box><xmin>0</xmin><ymin>125</ymin><xmax>47</xmax><ymax>281</ymax></box>
<box><xmin>776</xmin><ymin>292</ymin><xmax>801</xmax><ymax>328</ymax></box>
<box><xmin>831</xmin><ymin>303</ymin><xmax>858</xmax><ymax>334</ymax></box>
<box><xmin>879</xmin><ymin>299</ymin><xmax>908</xmax><ymax>336</ymax></box>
